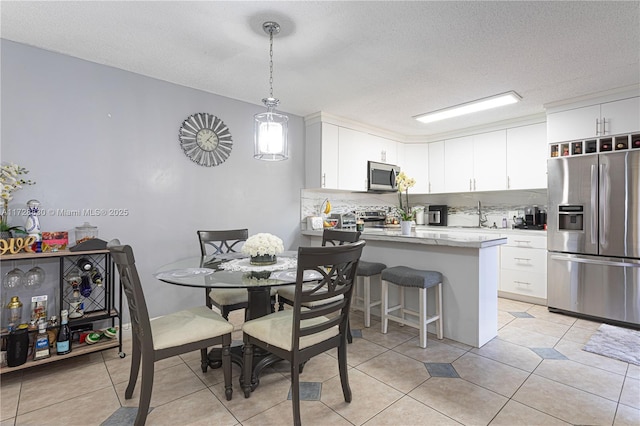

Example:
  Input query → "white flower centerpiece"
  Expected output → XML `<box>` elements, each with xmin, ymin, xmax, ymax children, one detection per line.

<box><xmin>242</xmin><ymin>233</ymin><xmax>284</xmax><ymax>266</ymax></box>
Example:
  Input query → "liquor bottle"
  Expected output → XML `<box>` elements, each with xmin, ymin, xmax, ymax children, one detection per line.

<box><xmin>89</xmin><ymin>268</ymin><xmax>103</xmax><ymax>286</ymax></box>
<box><xmin>33</xmin><ymin>322</ymin><xmax>51</xmax><ymax>360</ymax></box>
<box><xmin>79</xmin><ymin>274</ymin><xmax>92</xmax><ymax>297</ymax></box>
<box><xmin>56</xmin><ymin>310</ymin><xmax>72</xmax><ymax>355</ymax></box>
<box><xmin>68</xmin><ymin>289</ymin><xmax>84</xmax><ymax>319</ymax></box>
<box><xmin>77</xmin><ymin>258</ymin><xmax>93</xmax><ymax>272</ymax></box>
<box><xmin>47</xmin><ymin>316</ymin><xmax>58</xmax><ymax>349</ymax></box>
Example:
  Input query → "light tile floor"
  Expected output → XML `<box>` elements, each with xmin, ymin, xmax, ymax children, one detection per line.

<box><xmin>1</xmin><ymin>298</ymin><xmax>639</xmax><ymax>425</ymax></box>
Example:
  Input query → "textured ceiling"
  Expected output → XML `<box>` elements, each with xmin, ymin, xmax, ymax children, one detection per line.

<box><xmin>1</xmin><ymin>1</ymin><xmax>639</xmax><ymax>139</ymax></box>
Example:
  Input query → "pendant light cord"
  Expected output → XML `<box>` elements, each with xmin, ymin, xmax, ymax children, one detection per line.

<box><xmin>268</xmin><ymin>28</ymin><xmax>274</xmax><ymax>99</ymax></box>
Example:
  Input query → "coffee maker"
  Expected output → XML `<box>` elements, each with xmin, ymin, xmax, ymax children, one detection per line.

<box><xmin>524</xmin><ymin>206</ymin><xmax>546</xmax><ymax>229</ymax></box>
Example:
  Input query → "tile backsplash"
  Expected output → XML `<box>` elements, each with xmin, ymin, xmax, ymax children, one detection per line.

<box><xmin>301</xmin><ymin>188</ymin><xmax>547</xmax><ymax>229</ymax></box>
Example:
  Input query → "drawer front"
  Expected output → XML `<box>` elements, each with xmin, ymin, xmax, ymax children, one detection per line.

<box><xmin>500</xmin><ymin>269</ymin><xmax>547</xmax><ymax>298</ymax></box>
<box><xmin>501</xmin><ymin>246</ymin><xmax>547</xmax><ymax>272</ymax></box>
<box><xmin>505</xmin><ymin>234</ymin><xmax>546</xmax><ymax>249</ymax></box>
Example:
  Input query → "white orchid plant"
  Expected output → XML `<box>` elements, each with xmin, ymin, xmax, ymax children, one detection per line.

<box><xmin>396</xmin><ymin>171</ymin><xmax>416</xmax><ymax>221</ymax></box>
<box><xmin>241</xmin><ymin>233</ymin><xmax>284</xmax><ymax>257</ymax></box>
<box><xmin>1</xmin><ymin>162</ymin><xmax>35</xmax><ymax>232</ymax></box>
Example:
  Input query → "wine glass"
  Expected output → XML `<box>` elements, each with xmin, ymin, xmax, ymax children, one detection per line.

<box><xmin>3</xmin><ymin>267</ymin><xmax>25</xmax><ymax>289</ymax></box>
<box><xmin>24</xmin><ymin>264</ymin><xmax>46</xmax><ymax>289</ymax></box>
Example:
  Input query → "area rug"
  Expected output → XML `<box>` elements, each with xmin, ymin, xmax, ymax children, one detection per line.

<box><xmin>583</xmin><ymin>323</ymin><xmax>640</xmax><ymax>365</ymax></box>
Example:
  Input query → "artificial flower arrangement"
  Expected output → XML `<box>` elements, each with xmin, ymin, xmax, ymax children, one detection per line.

<box><xmin>1</xmin><ymin>162</ymin><xmax>35</xmax><ymax>234</ymax></box>
<box><xmin>396</xmin><ymin>171</ymin><xmax>416</xmax><ymax>221</ymax></box>
<box><xmin>242</xmin><ymin>233</ymin><xmax>284</xmax><ymax>265</ymax></box>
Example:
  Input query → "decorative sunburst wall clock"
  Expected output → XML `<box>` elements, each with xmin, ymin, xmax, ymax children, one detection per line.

<box><xmin>179</xmin><ymin>113</ymin><xmax>233</xmax><ymax>166</ymax></box>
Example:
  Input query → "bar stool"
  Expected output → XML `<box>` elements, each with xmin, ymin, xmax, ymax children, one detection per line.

<box><xmin>353</xmin><ymin>260</ymin><xmax>386</xmax><ymax>327</ymax></box>
<box><xmin>380</xmin><ymin>266</ymin><xmax>443</xmax><ymax>348</ymax></box>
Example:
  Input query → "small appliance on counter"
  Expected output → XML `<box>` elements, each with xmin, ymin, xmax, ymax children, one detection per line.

<box><xmin>427</xmin><ymin>205</ymin><xmax>448</xmax><ymax>226</ymax></box>
<box><xmin>329</xmin><ymin>213</ymin><xmax>357</xmax><ymax>231</ymax></box>
<box><xmin>357</xmin><ymin>210</ymin><xmax>387</xmax><ymax>228</ymax></box>
<box><xmin>413</xmin><ymin>206</ymin><xmax>425</xmax><ymax>225</ymax></box>
<box><xmin>514</xmin><ymin>206</ymin><xmax>546</xmax><ymax>230</ymax></box>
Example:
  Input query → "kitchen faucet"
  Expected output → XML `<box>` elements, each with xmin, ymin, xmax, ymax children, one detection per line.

<box><xmin>477</xmin><ymin>201</ymin><xmax>488</xmax><ymax>228</ymax></box>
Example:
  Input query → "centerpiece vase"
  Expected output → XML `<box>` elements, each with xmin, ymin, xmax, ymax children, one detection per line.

<box><xmin>400</xmin><ymin>220</ymin><xmax>412</xmax><ymax>236</ymax></box>
<box><xmin>250</xmin><ymin>254</ymin><xmax>277</xmax><ymax>266</ymax></box>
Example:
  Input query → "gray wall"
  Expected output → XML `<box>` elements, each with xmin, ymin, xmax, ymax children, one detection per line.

<box><xmin>1</xmin><ymin>40</ymin><xmax>305</xmax><ymax>321</ymax></box>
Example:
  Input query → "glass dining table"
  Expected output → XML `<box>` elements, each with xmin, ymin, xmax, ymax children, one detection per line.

<box><xmin>154</xmin><ymin>250</ymin><xmax>317</xmax><ymax>390</ymax></box>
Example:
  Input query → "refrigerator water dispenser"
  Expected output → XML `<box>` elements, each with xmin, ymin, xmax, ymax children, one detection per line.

<box><xmin>558</xmin><ymin>205</ymin><xmax>584</xmax><ymax>231</ymax></box>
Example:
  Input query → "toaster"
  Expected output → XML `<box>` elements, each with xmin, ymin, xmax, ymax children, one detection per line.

<box><xmin>329</xmin><ymin>213</ymin><xmax>357</xmax><ymax>230</ymax></box>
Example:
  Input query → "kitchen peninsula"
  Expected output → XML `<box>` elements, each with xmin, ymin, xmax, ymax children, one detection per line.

<box><xmin>301</xmin><ymin>227</ymin><xmax>507</xmax><ymax>347</ymax></box>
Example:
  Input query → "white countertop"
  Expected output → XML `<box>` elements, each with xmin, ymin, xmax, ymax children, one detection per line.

<box><xmin>414</xmin><ymin>225</ymin><xmax>547</xmax><ymax>236</ymax></box>
<box><xmin>301</xmin><ymin>225</ymin><xmax>522</xmax><ymax>249</ymax></box>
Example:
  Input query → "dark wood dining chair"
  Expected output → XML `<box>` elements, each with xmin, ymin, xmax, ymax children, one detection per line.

<box><xmin>197</xmin><ymin>229</ymin><xmax>250</xmax><ymax>319</ymax></box>
<box><xmin>241</xmin><ymin>240</ymin><xmax>365</xmax><ymax>426</ymax></box>
<box><xmin>198</xmin><ymin>229</ymin><xmax>279</xmax><ymax>318</ymax></box>
<box><xmin>198</xmin><ymin>229</ymin><xmax>278</xmax><ymax>371</ymax></box>
<box><xmin>276</xmin><ymin>228</ymin><xmax>361</xmax><ymax>307</ymax></box>
<box><xmin>107</xmin><ymin>240</ymin><xmax>233</xmax><ymax>426</ymax></box>
<box><xmin>277</xmin><ymin>229</ymin><xmax>361</xmax><ymax>341</ymax></box>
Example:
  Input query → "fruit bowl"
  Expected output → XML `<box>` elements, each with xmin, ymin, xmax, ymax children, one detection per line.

<box><xmin>323</xmin><ymin>219</ymin><xmax>338</xmax><ymax>228</ymax></box>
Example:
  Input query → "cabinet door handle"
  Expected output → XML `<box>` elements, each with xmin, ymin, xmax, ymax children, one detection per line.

<box><xmin>429</xmin><ymin>182</ymin><xmax>431</xmax><ymax>193</ymax></box>
<box><xmin>322</xmin><ymin>173</ymin><xmax>326</xmax><ymax>188</ymax></box>
<box><xmin>596</xmin><ymin>118</ymin><xmax>600</xmax><ymax>135</ymax></box>
<box><xmin>514</xmin><ymin>280</ymin><xmax>532</xmax><ymax>286</ymax></box>
<box><xmin>514</xmin><ymin>257</ymin><xmax>532</xmax><ymax>261</ymax></box>
<box><xmin>473</xmin><ymin>178</ymin><xmax>476</xmax><ymax>191</ymax></box>
<box><xmin>602</xmin><ymin>117</ymin><xmax>607</xmax><ymax>135</ymax></box>
<box><xmin>469</xmin><ymin>179</ymin><xmax>472</xmax><ymax>191</ymax></box>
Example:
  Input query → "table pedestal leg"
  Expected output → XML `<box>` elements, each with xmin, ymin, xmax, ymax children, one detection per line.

<box><xmin>207</xmin><ymin>286</ymin><xmax>283</xmax><ymax>391</ymax></box>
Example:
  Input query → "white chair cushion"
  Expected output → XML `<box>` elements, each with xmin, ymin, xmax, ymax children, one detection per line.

<box><xmin>242</xmin><ymin>309</ymin><xmax>339</xmax><ymax>351</ymax></box>
<box><xmin>151</xmin><ymin>306</ymin><xmax>233</xmax><ymax>350</ymax></box>
<box><xmin>276</xmin><ymin>284</ymin><xmax>344</xmax><ymax>307</ymax></box>
<box><xmin>209</xmin><ymin>287</ymin><xmax>277</xmax><ymax>306</ymax></box>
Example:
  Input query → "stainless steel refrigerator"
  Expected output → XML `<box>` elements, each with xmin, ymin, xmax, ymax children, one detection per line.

<box><xmin>547</xmin><ymin>149</ymin><xmax>640</xmax><ymax>327</ymax></box>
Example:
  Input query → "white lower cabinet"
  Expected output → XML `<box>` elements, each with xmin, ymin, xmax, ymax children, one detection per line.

<box><xmin>499</xmin><ymin>233</ymin><xmax>547</xmax><ymax>303</ymax></box>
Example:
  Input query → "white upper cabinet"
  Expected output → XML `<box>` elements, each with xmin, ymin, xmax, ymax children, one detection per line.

<box><xmin>373</xmin><ymin>135</ymin><xmax>398</xmax><ymax>166</ymax></box>
<box><xmin>428</xmin><ymin>141</ymin><xmax>446</xmax><ymax>193</ymax></box>
<box><xmin>305</xmin><ymin>122</ymin><xmax>339</xmax><ymax>189</ymax></box>
<box><xmin>306</xmin><ymin>116</ymin><xmax>549</xmax><ymax>193</ymax></box>
<box><xmin>401</xmin><ymin>143</ymin><xmax>429</xmax><ymax>193</ymax></box>
<box><xmin>506</xmin><ymin>122</ymin><xmax>547</xmax><ymax>189</ymax></box>
<box><xmin>338</xmin><ymin>127</ymin><xmax>369</xmax><ymax>191</ymax></box>
<box><xmin>473</xmin><ymin>130</ymin><xmax>507</xmax><ymax>191</ymax></box>
<box><xmin>337</xmin><ymin>128</ymin><xmax>399</xmax><ymax>191</ymax></box>
<box><xmin>600</xmin><ymin>97</ymin><xmax>640</xmax><ymax>135</ymax></box>
<box><xmin>444</xmin><ymin>135</ymin><xmax>474</xmax><ymax>192</ymax></box>
<box><xmin>444</xmin><ymin>131</ymin><xmax>506</xmax><ymax>192</ymax></box>
<box><xmin>321</xmin><ymin>123</ymin><xmax>339</xmax><ymax>188</ymax></box>
<box><xmin>547</xmin><ymin>96</ymin><xmax>640</xmax><ymax>143</ymax></box>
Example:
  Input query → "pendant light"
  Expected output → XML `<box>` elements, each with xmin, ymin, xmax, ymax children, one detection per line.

<box><xmin>254</xmin><ymin>21</ymin><xmax>288</xmax><ymax>161</ymax></box>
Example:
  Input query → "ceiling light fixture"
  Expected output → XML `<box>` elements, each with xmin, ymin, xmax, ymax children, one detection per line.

<box><xmin>414</xmin><ymin>91</ymin><xmax>522</xmax><ymax>124</ymax></box>
<box><xmin>254</xmin><ymin>21</ymin><xmax>288</xmax><ymax>161</ymax></box>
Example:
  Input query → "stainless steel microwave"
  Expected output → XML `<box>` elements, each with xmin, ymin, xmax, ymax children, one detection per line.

<box><xmin>367</xmin><ymin>161</ymin><xmax>400</xmax><ymax>192</ymax></box>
